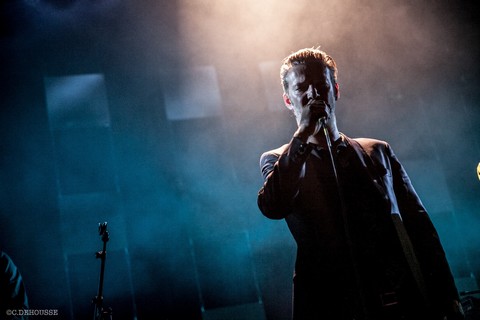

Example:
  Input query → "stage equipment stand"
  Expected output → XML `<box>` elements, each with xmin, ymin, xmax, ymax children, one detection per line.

<box><xmin>92</xmin><ymin>222</ymin><xmax>113</xmax><ymax>320</ymax></box>
<box><xmin>319</xmin><ymin>118</ymin><xmax>369</xmax><ymax>319</ymax></box>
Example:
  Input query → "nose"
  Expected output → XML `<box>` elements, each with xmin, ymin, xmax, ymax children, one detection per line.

<box><xmin>307</xmin><ymin>85</ymin><xmax>319</xmax><ymax>100</ymax></box>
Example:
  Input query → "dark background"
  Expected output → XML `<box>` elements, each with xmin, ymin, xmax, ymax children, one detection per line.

<box><xmin>1</xmin><ymin>0</ymin><xmax>479</xmax><ymax>319</ymax></box>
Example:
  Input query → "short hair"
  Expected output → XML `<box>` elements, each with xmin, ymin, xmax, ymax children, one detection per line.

<box><xmin>280</xmin><ymin>47</ymin><xmax>338</xmax><ymax>93</ymax></box>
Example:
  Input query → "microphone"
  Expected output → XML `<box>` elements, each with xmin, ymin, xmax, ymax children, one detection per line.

<box><xmin>308</xmin><ymin>96</ymin><xmax>329</xmax><ymax>128</ymax></box>
<box><xmin>317</xmin><ymin>100</ymin><xmax>329</xmax><ymax>128</ymax></box>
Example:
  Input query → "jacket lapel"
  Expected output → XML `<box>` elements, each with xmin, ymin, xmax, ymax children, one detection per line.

<box><xmin>344</xmin><ymin>136</ymin><xmax>388</xmax><ymax>198</ymax></box>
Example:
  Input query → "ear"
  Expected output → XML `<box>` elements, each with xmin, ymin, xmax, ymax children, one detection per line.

<box><xmin>283</xmin><ymin>93</ymin><xmax>293</xmax><ymax>110</ymax></box>
<box><xmin>334</xmin><ymin>83</ymin><xmax>340</xmax><ymax>100</ymax></box>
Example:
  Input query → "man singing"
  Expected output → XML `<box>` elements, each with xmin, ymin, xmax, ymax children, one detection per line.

<box><xmin>257</xmin><ymin>47</ymin><xmax>463</xmax><ymax>319</ymax></box>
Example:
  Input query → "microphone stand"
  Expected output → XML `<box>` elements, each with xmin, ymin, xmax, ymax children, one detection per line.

<box><xmin>320</xmin><ymin>120</ymin><xmax>369</xmax><ymax>319</ymax></box>
<box><xmin>92</xmin><ymin>222</ymin><xmax>112</xmax><ymax>320</ymax></box>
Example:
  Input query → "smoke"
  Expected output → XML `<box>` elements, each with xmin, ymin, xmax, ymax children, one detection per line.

<box><xmin>1</xmin><ymin>0</ymin><xmax>479</xmax><ymax>317</ymax></box>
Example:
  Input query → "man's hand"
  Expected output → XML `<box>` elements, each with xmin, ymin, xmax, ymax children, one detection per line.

<box><xmin>294</xmin><ymin>99</ymin><xmax>330</xmax><ymax>141</ymax></box>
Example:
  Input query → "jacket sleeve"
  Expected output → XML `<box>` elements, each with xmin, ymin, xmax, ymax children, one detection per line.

<box><xmin>257</xmin><ymin>137</ymin><xmax>312</xmax><ymax>219</ymax></box>
<box><xmin>386</xmin><ymin>144</ymin><xmax>461</xmax><ymax>307</ymax></box>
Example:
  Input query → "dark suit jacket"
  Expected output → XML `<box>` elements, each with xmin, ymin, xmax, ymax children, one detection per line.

<box><xmin>257</xmin><ymin>134</ymin><xmax>460</xmax><ymax>318</ymax></box>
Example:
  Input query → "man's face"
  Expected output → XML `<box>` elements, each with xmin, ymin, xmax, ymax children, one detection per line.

<box><xmin>284</xmin><ymin>62</ymin><xmax>337</xmax><ymax>122</ymax></box>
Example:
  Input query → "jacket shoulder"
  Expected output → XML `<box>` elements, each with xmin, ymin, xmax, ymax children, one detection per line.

<box><xmin>348</xmin><ymin>136</ymin><xmax>391</xmax><ymax>153</ymax></box>
<box><xmin>351</xmin><ymin>137</ymin><xmax>388</xmax><ymax>148</ymax></box>
<box><xmin>260</xmin><ymin>144</ymin><xmax>289</xmax><ymax>160</ymax></box>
